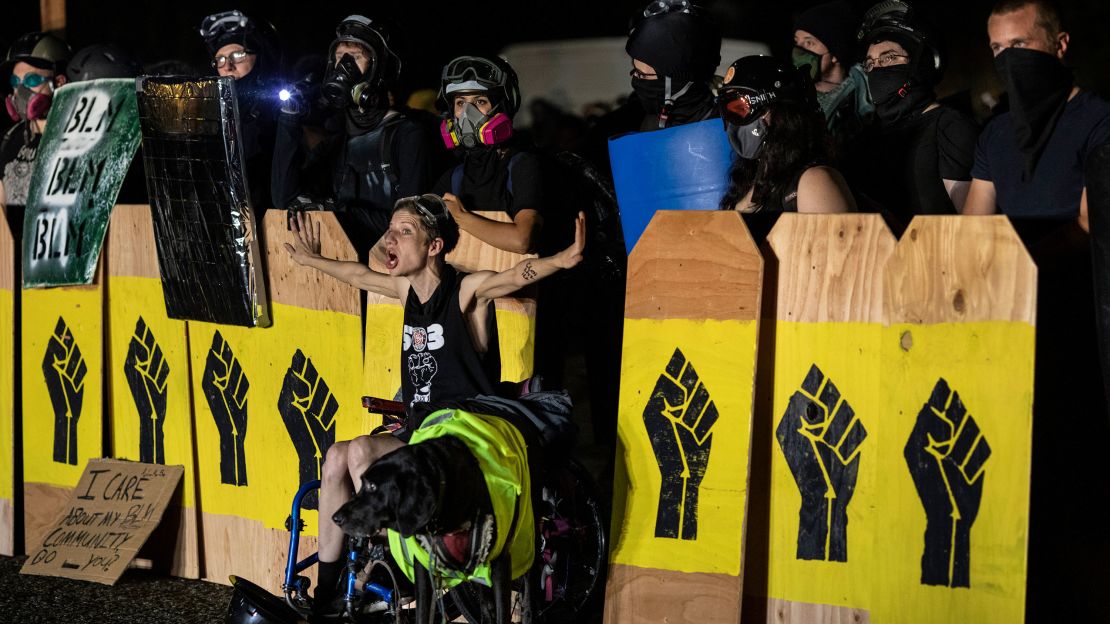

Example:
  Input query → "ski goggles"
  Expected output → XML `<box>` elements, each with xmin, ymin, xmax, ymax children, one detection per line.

<box><xmin>716</xmin><ymin>89</ymin><xmax>777</xmax><ymax>126</ymax></box>
<box><xmin>442</xmin><ymin>57</ymin><xmax>506</xmax><ymax>92</ymax></box>
<box><xmin>200</xmin><ymin>10</ymin><xmax>252</xmax><ymax>40</ymax></box>
<box><xmin>10</xmin><ymin>72</ymin><xmax>49</xmax><ymax>89</ymax></box>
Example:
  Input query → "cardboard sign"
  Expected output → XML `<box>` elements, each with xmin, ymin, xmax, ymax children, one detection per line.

<box><xmin>21</xmin><ymin>459</ymin><xmax>183</xmax><ymax>584</ymax></box>
<box><xmin>606</xmin><ymin>211</ymin><xmax>762</xmax><ymax>624</ymax></box>
<box><xmin>874</xmin><ymin>216</ymin><xmax>1036</xmax><ymax>623</ymax></box>
<box><xmin>22</xmin><ymin>79</ymin><xmax>141</xmax><ymax>287</ymax></box>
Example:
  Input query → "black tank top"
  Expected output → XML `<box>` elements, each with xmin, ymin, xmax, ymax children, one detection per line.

<box><xmin>400</xmin><ymin>265</ymin><xmax>501</xmax><ymax>407</ymax></box>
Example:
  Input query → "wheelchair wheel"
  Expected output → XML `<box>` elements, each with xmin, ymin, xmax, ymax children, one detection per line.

<box><xmin>450</xmin><ymin>458</ymin><xmax>607</xmax><ymax>623</ymax></box>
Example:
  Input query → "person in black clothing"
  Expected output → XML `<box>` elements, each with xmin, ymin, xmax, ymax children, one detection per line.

<box><xmin>271</xmin><ymin>15</ymin><xmax>433</xmax><ymax>258</ymax></box>
<box><xmin>433</xmin><ymin>55</ymin><xmax>543</xmax><ymax>254</ymax></box>
<box><xmin>199</xmin><ymin>10</ymin><xmax>282</xmax><ymax>211</ymax></box>
<box><xmin>717</xmin><ymin>55</ymin><xmax>855</xmax><ymax>214</ymax></box>
<box><xmin>853</xmin><ymin>0</ymin><xmax>977</xmax><ymax>227</ymax></box>
<box><xmin>283</xmin><ymin>196</ymin><xmax>586</xmax><ymax>613</ymax></box>
<box><xmin>1</xmin><ymin>32</ymin><xmax>70</xmax><ymax>235</ymax></box>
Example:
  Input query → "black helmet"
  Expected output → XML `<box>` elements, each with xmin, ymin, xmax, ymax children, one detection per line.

<box><xmin>437</xmin><ymin>56</ymin><xmax>521</xmax><ymax>118</ymax></box>
<box><xmin>858</xmin><ymin>1</ymin><xmax>943</xmax><ymax>83</ymax></box>
<box><xmin>717</xmin><ymin>55</ymin><xmax>818</xmax><ymax>127</ymax></box>
<box><xmin>66</xmin><ymin>44</ymin><xmax>142</xmax><ymax>82</ymax></box>
<box><xmin>2</xmin><ymin>31</ymin><xmax>71</xmax><ymax>79</ymax></box>
<box><xmin>224</xmin><ymin>576</ymin><xmax>302</xmax><ymax>624</ymax></box>
<box><xmin>199</xmin><ymin>10</ymin><xmax>281</xmax><ymax>76</ymax></box>
<box><xmin>327</xmin><ymin>14</ymin><xmax>401</xmax><ymax>90</ymax></box>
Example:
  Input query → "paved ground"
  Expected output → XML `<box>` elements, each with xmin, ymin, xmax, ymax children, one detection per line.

<box><xmin>2</xmin><ymin>554</ymin><xmax>234</xmax><ymax>623</ymax></box>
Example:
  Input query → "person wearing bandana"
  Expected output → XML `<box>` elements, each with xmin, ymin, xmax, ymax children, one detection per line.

<box><xmin>624</xmin><ymin>0</ymin><xmax>722</xmax><ymax>132</ymax></box>
<box><xmin>792</xmin><ymin>1</ymin><xmax>875</xmax><ymax>159</ymax></box>
<box><xmin>852</xmin><ymin>1</ymin><xmax>978</xmax><ymax>229</ymax></box>
<box><xmin>430</xmin><ymin>56</ymin><xmax>543</xmax><ymax>255</ymax></box>
<box><xmin>271</xmin><ymin>15</ymin><xmax>433</xmax><ymax>259</ymax></box>
<box><xmin>964</xmin><ymin>0</ymin><xmax>1110</xmax><ymax>228</ymax></box>
<box><xmin>717</xmin><ymin>55</ymin><xmax>855</xmax><ymax>214</ymax></box>
<box><xmin>0</xmin><ymin>32</ymin><xmax>70</xmax><ymax>235</ymax></box>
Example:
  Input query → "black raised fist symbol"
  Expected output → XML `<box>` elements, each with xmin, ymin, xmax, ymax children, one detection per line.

<box><xmin>777</xmin><ymin>364</ymin><xmax>867</xmax><ymax>562</ymax></box>
<box><xmin>278</xmin><ymin>349</ymin><xmax>338</xmax><ymax>510</ymax></box>
<box><xmin>408</xmin><ymin>352</ymin><xmax>438</xmax><ymax>388</ymax></box>
<box><xmin>643</xmin><ymin>348</ymin><xmax>719</xmax><ymax>540</ymax></box>
<box><xmin>124</xmin><ymin>317</ymin><xmax>170</xmax><ymax>464</ymax></box>
<box><xmin>904</xmin><ymin>379</ymin><xmax>991</xmax><ymax>588</ymax></box>
<box><xmin>202</xmin><ymin>331</ymin><xmax>249</xmax><ymax>486</ymax></box>
<box><xmin>42</xmin><ymin>317</ymin><xmax>86</xmax><ymax>465</ymax></box>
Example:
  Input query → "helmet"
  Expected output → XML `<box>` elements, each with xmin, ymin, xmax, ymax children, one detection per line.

<box><xmin>66</xmin><ymin>44</ymin><xmax>142</xmax><ymax>82</ymax></box>
<box><xmin>2</xmin><ymin>31</ymin><xmax>71</xmax><ymax>79</ymax></box>
<box><xmin>199</xmin><ymin>10</ymin><xmax>281</xmax><ymax>77</ymax></box>
<box><xmin>437</xmin><ymin>56</ymin><xmax>520</xmax><ymax>149</ymax></box>
<box><xmin>437</xmin><ymin>56</ymin><xmax>521</xmax><ymax>118</ymax></box>
<box><xmin>857</xmin><ymin>0</ymin><xmax>943</xmax><ymax>83</ymax></box>
<box><xmin>224</xmin><ymin>576</ymin><xmax>302</xmax><ymax>624</ymax></box>
<box><xmin>626</xmin><ymin>0</ymin><xmax>720</xmax><ymax>83</ymax></box>
<box><xmin>327</xmin><ymin>14</ymin><xmax>401</xmax><ymax>90</ymax></box>
<box><xmin>717</xmin><ymin>55</ymin><xmax>818</xmax><ymax>127</ymax></box>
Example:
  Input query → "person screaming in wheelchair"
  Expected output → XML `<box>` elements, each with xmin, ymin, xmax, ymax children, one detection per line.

<box><xmin>433</xmin><ymin>55</ymin><xmax>545</xmax><ymax>255</ymax></box>
<box><xmin>284</xmin><ymin>194</ymin><xmax>585</xmax><ymax>613</ymax></box>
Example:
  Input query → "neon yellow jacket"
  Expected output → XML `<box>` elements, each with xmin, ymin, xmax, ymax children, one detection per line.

<box><xmin>388</xmin><ymin>409</ymin><xmax>534</xmax><ymax>587</ymax></box>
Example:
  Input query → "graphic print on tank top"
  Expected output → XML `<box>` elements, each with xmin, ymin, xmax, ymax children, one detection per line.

<box><xmin>403</xmin><ymin>322</ymin><xmax>445</xmax><ymax>404</ymax></box>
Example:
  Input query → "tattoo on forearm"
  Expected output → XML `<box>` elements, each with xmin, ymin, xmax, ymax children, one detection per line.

<box><xmin>522</xmin><ymin>261</ymin><xmax>537</xmax><ymax>281</ymax></box>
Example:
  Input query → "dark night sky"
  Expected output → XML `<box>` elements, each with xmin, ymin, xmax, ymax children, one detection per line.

<box><xmin>5</xmin><ymin>1</ymin><xmax>1110</xmax><ymax>118</ymax></box>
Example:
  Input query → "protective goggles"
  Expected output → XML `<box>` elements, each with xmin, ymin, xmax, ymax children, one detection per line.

<box><xmin>402</xmin><ymin>194</ymin><xmax>451</xmax><ymax>229</ymax></box>
<box><xmin>212</xmin><ymin>50</ymin><xmax>254</xmax><ymax>69</ymax></box>
<box><xmin>442</xmin><ymin>57</ymin><xmax>505</xmax><ymax>91</ymax></box>
<box><xmin>642</xmin><ymin>0</ymin><xmax>694</xmax><ymax>18</ymax></box>
<box><xmin>200</xmin><ymin>10</ymin><xmax>252</xmax><ymax>40</ymax></box>
<box><xmin>9</xmin><ymin>72</ymin><xmax>49</xmax><ymax>89</ymax></box>
<box><xmin>717</xmin><ymin>89</ymin><xmax>776</xmax><ymax>126</ymax></box>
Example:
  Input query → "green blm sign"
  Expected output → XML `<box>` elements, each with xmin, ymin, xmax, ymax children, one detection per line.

<box><xmin>22</xmin><ymin>78</ymin><xmax>141</xmax><ymax>287</ymax></box>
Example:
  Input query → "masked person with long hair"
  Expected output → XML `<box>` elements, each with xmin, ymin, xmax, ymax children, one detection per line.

<box><xmin>432</xmin><ymin>56</ymin><xmax>543</xmax><ymax>254</ymax></box>
<box><xmin>0</xmin><ymin>32</ymin><xmax>70</xmax><ymax>230</ymax></box>
<box><xmin>200</xmin><ymin>10</ymin><xmax>283</xmax><ymax>211</ymax></box>
<box><xmin>964</xmin><ymin>0</ymin><xmax>1110</xmax><ymax>228</ymax></box>
<box><xmin>271</xmin><ymin>15</ymin><xmax>433</xmax><ymax>258</ymax></box>
<box><xmin>717</xmin><ymin>55</ymin><xmax>854</xmax><ymax>213</ymax></box>
<box><xmin>852</xmin><ymin>1</ymin><xmax>978</xmax><ymax>227</ymax></box>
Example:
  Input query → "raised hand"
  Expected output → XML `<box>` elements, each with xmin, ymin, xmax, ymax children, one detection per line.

<box><xmin>124</xmin><ymin>317</ymin><xmax>170</xmax><ymax>464</ymax></box>
<box><xmin>277</xmin><ymin>349</ymin><xmax>338</xmax><ymax>510</ymax></box>
<box><xmin>904</xmin><ymin>379</ymin><xmax>991</xmax><ymax>587</ymax></box>
<box><xmin>283</xmin><ymin>210</ymin><xmax>322</xmax><ymax>266</ymax></box>
<box><xmin>43</xmin><ymin>317</ymin><xmax>87</xmax><ymax>465</ymax></box>
<box><xmin>552</xmin><ymin>212</ymin><xmax>586</xmax><ymax>270</ymax></box>
<box><xmin>776</xmin><ymin>364</ymin><xmax>867</xmax><ymax>562</ymax></box>
<box><xmin>642</xmin><ymin>348</ymin><xmax>719</xmax><ymax>541</ymax></box>
<box><xmin>202</xmin><ymin>331</ymin><xmax>249</xmax><ymax>486</ymax></box>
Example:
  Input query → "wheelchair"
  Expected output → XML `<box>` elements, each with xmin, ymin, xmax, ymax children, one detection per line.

<box><xmin>227</xmin><ymin>394</ymin><xmax>608</xmax><ymax>624</ymax></box>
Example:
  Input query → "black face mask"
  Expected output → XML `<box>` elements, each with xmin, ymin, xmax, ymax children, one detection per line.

<box><xmin>867</xmin><ymin>65</ymin><xmax>935</xmax><ymax>125</ymax></box>
<box><xmin>631</xmin><ymin>77</ymin><xmax>713</xmax><ymax>128</ymax></box>
<box><xmin>994</xmin><ymin>47</ymin><xmax>1073</xmax><ymax>178</ymax></box>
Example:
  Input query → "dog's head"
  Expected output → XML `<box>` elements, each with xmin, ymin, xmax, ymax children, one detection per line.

<box><xmin>332</xmin><ymin>444</ymin><xmax>440</xmax><ymax>537</ymax></box>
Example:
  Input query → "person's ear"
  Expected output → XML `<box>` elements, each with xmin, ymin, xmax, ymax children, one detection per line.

<box><xmin>54</xmin><ymin>74</ymin><xmax>67</xmax><ymax>88</ymax></box>
<box><xmin>427</xmin><ymin>236</ymin><xmax>445</xmax><ymax>257</ymax></box>
<box><xmin>1056</xmin><ymin>31</ymin><xmax>1070</xmax><ymax>59</ymax></box>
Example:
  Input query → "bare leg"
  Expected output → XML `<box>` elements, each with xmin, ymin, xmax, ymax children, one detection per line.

<box><xmin>318</xmin><ymin>435</ymin><xmax>406</xmax><ymax>562</ymax></box>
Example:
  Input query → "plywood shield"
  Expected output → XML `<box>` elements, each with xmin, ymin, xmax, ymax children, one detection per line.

<box><xmin>875</xmin><ymin>216</ymin><xmax>1035</xmax><ymax>624</ymax></box>
<box><xmin>105</xmin><ymin>204</ymin><xmax>199</xmax><ymax>578</ymax></box>
<box><xmin>0</xmin><ymin>207</ymin><xmax>15</xmax><ymax>555</ymax></box>
<box><xmin>745</xmin><ymin>213</ymin><xmax>894</xmax><ymax>623</ymax></box>
<box><xmin>362</xmin><ymin>211</ymin><xmax>537</xmax><ymax>410</ymax></box>
<box><xmin>605</xmin><ymin>210</ymin><xmax>762</xmax><ymax>624</ymax></box>
<box><xmin>21</xmin><ymin>262</ymin><xmax>104</xmax><ymax>550</ymax></box>
<box><xmin>188</xmin><ymin>211</ymin><xmax>361</xmax><ymax>592</ymax></box>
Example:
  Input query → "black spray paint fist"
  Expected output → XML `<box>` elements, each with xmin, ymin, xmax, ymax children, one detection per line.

<box><xmin>904</xmin><ymin>379</ymin><xmax>991</xmax><ymax>588</ymax></box>
<box><xmin>278</xmin><ymin>349</ymin><xmax>338</xmax><ymax>509</ymax></box>
<box><xmin>202</xmin><ymin>331</ymin><xmax>249</xmax><ymax>486</ymax></box>
<box><xmin>642</xmin><ymin>348</ymin><xmax>719</xmax><ymax>541</ymax></box>
<box><xmin>776</xmin><ymin>364</ymin><xmax>867</xmax><ymax>562</ymax></box>
<box><xmin>124</xmin><ymin>317</ymin><xmax>170</xmax><ymax>464</ymax></box>
<box><xmin>43</xmin><ymin>317</ymin><xmax>86</xmax><ymax>465</ymax></box>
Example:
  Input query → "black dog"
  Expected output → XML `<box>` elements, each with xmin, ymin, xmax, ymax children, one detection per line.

<box><xmin>332</xmin><ymin>435</ymin><xmax>517</xmax><ymax>624</ymax></box>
